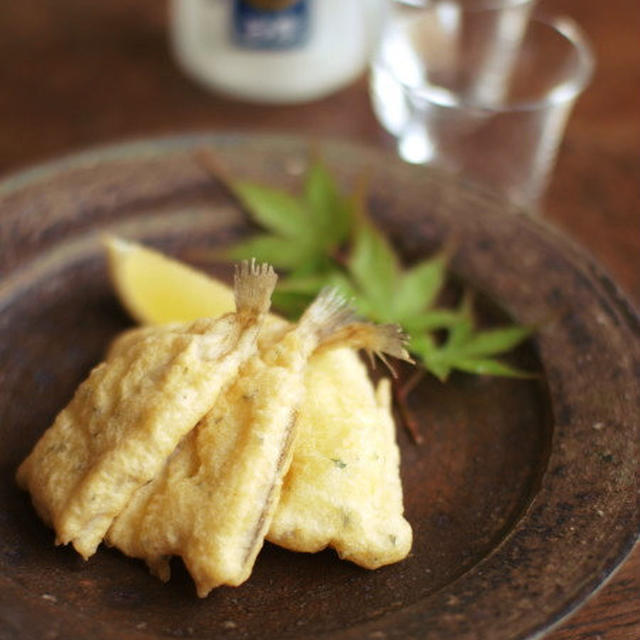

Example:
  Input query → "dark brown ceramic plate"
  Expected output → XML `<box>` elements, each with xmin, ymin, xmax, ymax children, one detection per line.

<box><xmin>1</xmin><ymin>134</ymin><xmax>639</xmax><ymax>640</ymax></box>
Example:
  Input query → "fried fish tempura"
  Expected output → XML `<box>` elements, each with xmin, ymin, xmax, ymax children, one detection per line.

<box><xmin>16</xmin><ymin>261</ymin><xmax>276</xmax><ymax>559</ymax></box>
<box><xmin>267</xmin><ymin>347</ymin><xmax>413</xmax><ymax>568</ymax></box>
<box><xmin>107</xmin><ymin>289</ymin><xmax>375</xmax><ymax>596</ymax></box>
<box><xmin>108</xmin><ymin>314</ymin><xmax>413</xmax><ymax>579</ymax></box>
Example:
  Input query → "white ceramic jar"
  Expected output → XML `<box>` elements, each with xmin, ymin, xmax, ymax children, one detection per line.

<box><xmin>170</xmin><ymin>0</ymin><xmax>388</xmax><ymax>104</ymax></box>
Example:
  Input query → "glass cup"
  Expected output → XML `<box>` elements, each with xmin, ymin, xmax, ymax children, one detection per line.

<box><xmin>369</xmin><ymin>1</ymin><xmax>594</xmax><ymax>210</ymax></box>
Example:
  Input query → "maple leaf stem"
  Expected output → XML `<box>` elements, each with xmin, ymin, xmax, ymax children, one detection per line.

<box><xmin>401</xmin><ymin>367</ymin><xmax>426</xmax><ymax>398</ymax></box>
<box><xmin>194</xmin><ymin>149</ymin><xmax>241</xmax><ymax>205</ymax></box>
<box><xmin>392</xmin><ymin>368</ymin><xmax>426</xmax><ymax>445</ymax></box>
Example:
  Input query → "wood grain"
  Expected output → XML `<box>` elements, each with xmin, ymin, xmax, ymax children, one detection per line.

<box><xmin>0</xmin><ymin>1</ymin><xmax>638</xmax><ymax>638</ymax></box>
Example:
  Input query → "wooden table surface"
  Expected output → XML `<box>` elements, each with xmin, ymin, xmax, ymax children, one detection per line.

<box><xmin>1</xmin><ymin>1</ymin><xmax>638</xmax><ymax>638</ymax></box>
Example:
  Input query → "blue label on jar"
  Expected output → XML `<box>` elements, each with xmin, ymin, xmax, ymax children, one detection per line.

<box><xmin>232</xmin><ymin>0</ymin><xmax>310</xmax><ymax>50</ymax></box>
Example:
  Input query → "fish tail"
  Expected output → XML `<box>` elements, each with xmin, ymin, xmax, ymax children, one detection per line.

<box><xmin>233</xmin><ymin>260</ymin><xmax>278</xmax><ymax>316</ymax></box>
<box><xmin>299</xmin><ymin>287</ymin><xmax>412</xmax><ymax>366</ymax></box>
<box><xmin>318</xmin><ymin>322</ymin><xmax>413</xmax><ymax>369</ymax></box>
<box><xmin>298</xmin><ymin>287</ymin><xmax>358</xmax><ymax>341</ymax></box>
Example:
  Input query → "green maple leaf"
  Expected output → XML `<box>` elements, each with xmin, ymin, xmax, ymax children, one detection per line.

<box><xmin>304</xmin><ymin>159</ymin><xmax>351</xmax><ymax>248</ymax></box>
<box><xmin>200</xmin><ymin>149</ymin><xmax>534</xmax><ymax>382</ymax></box>
<box><xmin>348</xmin><ymin>215</ymin><xmax>400</xmax><ymax>319</ymax></box>
<box><xmin>409</xmin><ymin>293</ymin><xmax>534</xmax><ymax>381</ymax></box>
<box><xmin>225</xmin><ymin>158</ymin><xmax>351</xmax><ymax>273</ymax></box>
<box><xmin>270</xmin><ymin>269</ymin><xmax>357</xmax><ymax>317</ymax></box>
<box><xmin>344</xmin><ymin>196</ymin><xmax>533</xmax><ymax>381</ymax></box>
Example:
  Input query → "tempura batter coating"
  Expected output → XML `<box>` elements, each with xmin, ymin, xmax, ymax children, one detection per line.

<box><xmin>108</xmin><ymin>315</ymin><xmax>413</xmax><ymax>575</ymax></box>
<box><xmin>267</xmin><ymin>348</ymin><xmax>412</xmax><ymax>568</ymax></box>
<box><xmin>16</xmin><ymin>262</ymin><xmax>276</xmax><ymax>559</ymax></box>
<box><xmin>107</xmin><ymin>290</ymin><xmax>359</xmax><ymax>596</ymax></box>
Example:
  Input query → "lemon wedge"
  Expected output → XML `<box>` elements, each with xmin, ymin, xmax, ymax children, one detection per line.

<box><xmin>104</xmin><ymin>236</ymin><xmax>236</xmax><ymax>324</ymax></box>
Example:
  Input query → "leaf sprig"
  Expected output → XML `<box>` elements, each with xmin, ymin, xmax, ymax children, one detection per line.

<box><xmin>198</xmin><ymin>151</ymin><xmax>533</xmax><ymax>384</ymax></box>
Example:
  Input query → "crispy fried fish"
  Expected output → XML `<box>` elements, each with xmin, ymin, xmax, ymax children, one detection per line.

<box><xmin>107</xmin><ymin>315</ymin><xmax>413</xmax><ymax>577</ymax></box>
<box><xmin>106</xmin><ymin>289</ymin><xmax>356</xmax><ymax>595</ymax></box>
<box><xmin>16</xmin><ymin>261</ymin><xmax>276</xmax><ymax>559</ymax></box>
<box><xmin>267</xmin><ymin>347</ymin><xmax>413</xmax><ymax>568</ymax></box>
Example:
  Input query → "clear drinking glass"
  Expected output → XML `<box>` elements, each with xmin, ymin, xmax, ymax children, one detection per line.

<box><xmin>370</xmin><ymin>1</ymin><xmax>594</xmax><ymax>210</ymax></box>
